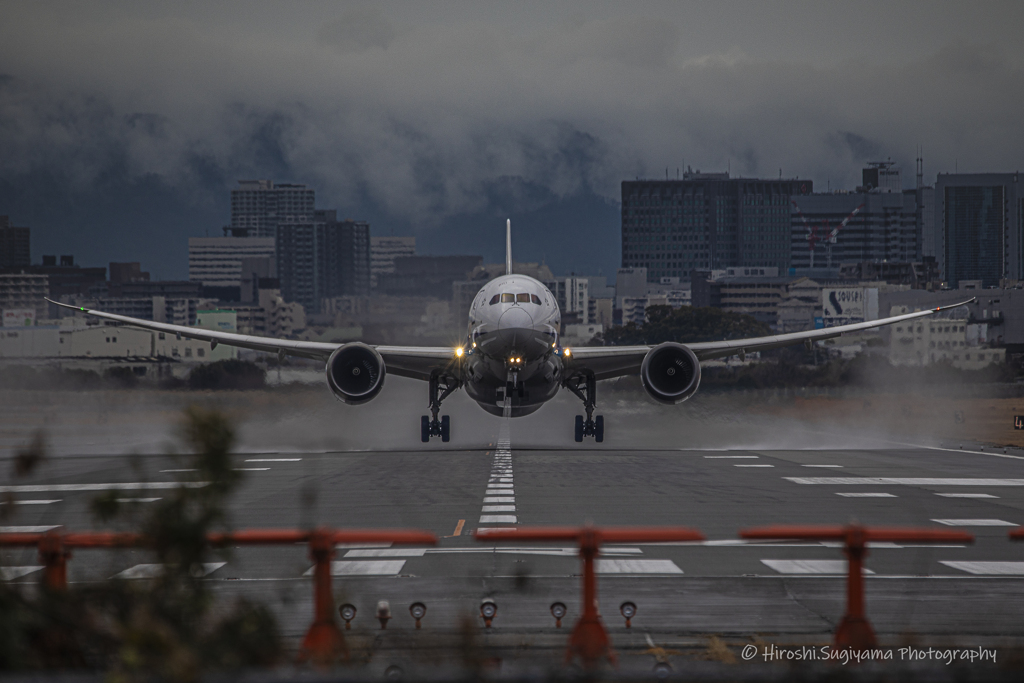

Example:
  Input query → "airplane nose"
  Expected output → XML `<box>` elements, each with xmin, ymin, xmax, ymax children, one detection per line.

<box><xmin>497</xmin><ymin>306</ymin><xmax>533</xmax><ymax>347</ymax></box>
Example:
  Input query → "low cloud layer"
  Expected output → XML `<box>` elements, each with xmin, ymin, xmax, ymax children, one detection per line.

<box><xmin>1</xmin><ymin>2</ymin><xmax>1022</xmax><ymax>277</ymax></box>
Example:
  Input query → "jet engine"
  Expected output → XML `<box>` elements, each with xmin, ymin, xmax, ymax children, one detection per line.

<box><xmin>640</xmin><ymin>342</ymin><xmax>701</xmax><ymax>404</ymax></box>
<box><xmin>325</xmin><ymin>343</ymin><xmax>386</xmax><ymax>405</ymax></box>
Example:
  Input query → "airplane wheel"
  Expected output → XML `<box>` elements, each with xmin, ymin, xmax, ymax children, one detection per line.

<box><xmin>595</xmin><ymin>415</ymin><xmax>604</xmax><ymax>443</ymax></box>
<box><xmin>421</xmin><ymin>416</ymin><xmax>430</xmax><ymax>443</ymax></box>
<box><xmin>574</xmin><ymin>415</ymin><xmax>584</xmax><ymax>443</ymax></box>
<box><xmin>441</xmin><ymin>415</ymin><xmax>450</xmax><ymax>443</ymax></box>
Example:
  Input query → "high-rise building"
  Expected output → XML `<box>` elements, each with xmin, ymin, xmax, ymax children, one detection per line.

<box><xmin>790</xmin><ymin>190</ymin><xmax>924</xmax><ymax>270</ymax></box>
<box><xmin>370</xmin><ymin>236</ymin><xmax>416</xmax><ymax>288</ymax></box>
<box><xmin>621</xmin><ymin>172</ymin><xmax>811</xmax><ymax>282</ymax></box>
<box><xmin>935</xmin><ymin>173</ymin><xmax>1023</xmax><ymax>288</ymax></box>
<box><xmin>0</xmin><ymin>216</ymin><xmax>30</xmax><ymax>268</ymax></box>
<box><xmin>276</xmin><ymin>213</ymin><xmax>371</xmax><ymax>312</ymax></box>
<box><xmin>188</xmin><ymin>235</ymin><xmax>276</xmax><ymax>299</ymax></box>
<box><xmin>231</xmin><ymin>180</ymin><xmax>316</xmax><ymax>238</ymax></box>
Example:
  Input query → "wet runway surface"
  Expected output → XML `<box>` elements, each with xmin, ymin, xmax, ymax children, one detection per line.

<box><xmin>3</xmin><ymin>383</ymin><xmax>1024</xmax><ymax>678</ymax></box>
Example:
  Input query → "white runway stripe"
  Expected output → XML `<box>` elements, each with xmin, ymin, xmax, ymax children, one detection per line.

<box><xmin>936</xmin><ymin>493</ymin><xmax>998</xmax><ymax>498</ymax></box>
<box><xmin>941</xmin><ymin>561</ymin><xmax>1024</xmax><ymax>575</ymax></box>
<box><xmin>836</xmin><ymin>492</ymin><xmax>896</xmax><ymax>498</ymax></box>
<box><xmin>803</xmin><ymin>465</ymin><xmax>843</xmax><ymax>468</ymax></box>
<box><xmin>317</xmin><ymin>560</ymin><xmax>407</xmax><ymax>576</ymax></box>
<box><xmin>343</xmin><ymin>548</ymin><xmax>426</xmax><ymax>557</ymax></box>
<box><xmin>483</xmin><ymin>497</ymin><xmax>515</xmax><ymax>503</ymax></box>
<box><xmin>932</xmin><ymin>519</ymin><xmax>1016</xmax><ymax>526</ymax></box>
<box><xmin>787</xmin><ymin>477</ymin><xmax>1024</xmax><ymax>486</ymax></box>
<box><xmin>245</xmin><ymin>458</ymin><xmax>301</xmax><ymax>462</ymax></box>
<box><xmin>704</xmin><ymin>455</ymin><xmax>758</xmax><ymax>459</ymax></box>
<box><xmin>113</xmin><ymin>562</ymin><xmax>226</xmax><ymax>580</ymax></box>
<box><xmin>480</xmin><ymin>514</ymin><xmax>517</xmax><ymax>524</ymax></box>
<box><xmin>0</xmin><ymin>525</ymin><xmax>61</xmax><ymax>532</ymax></box>
<box><xmin>761</xmin><ymin>559</ymin><xmax>874</xmax><ymax>575</ymax></box>
<box><xmin>596</xmin><ymin>559</ymin><xmax>683</xmax><ymax>574</ymax></box>
<box><xmin>0</xmin><ymin>499</ymin><xmax>61</xmax><ymax>505</ymax></box>
<box><xmin>482</xmin><ymin>505</ymin><xmax>516</xmax><ymax>512</ymax></box>
<box><xmin>117</xmin><ymin>497</ymin><xmax>161</xmax><ymax>503</ymax></box>
<box><xmin>1</xmin><ymin>566</ymin><xmax>43</xmax><ymax>580</ymax></box>
<box><xmin>0</xmin><ymin>482</ymin><xmax>206</xmax><ymax>493</ymax></box>
<box><xmin>735</xmin><ymin>464</ymin><xmax>774</xmax><ymax>468</ymax></box>
<box><xmin>487</xmin><ymin>483</ymin><xmax>514</xmax><ymax>488</ymax></box>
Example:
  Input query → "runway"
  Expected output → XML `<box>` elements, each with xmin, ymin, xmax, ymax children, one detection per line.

<box><xmin>2</xmin><ymin>382</ymin><xmax>1024</xmax><ymax>673</ymax></box>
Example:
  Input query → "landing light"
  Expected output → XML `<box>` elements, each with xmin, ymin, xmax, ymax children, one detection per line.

<box><xmin>455</xmin><ymin>347</ymin><xmax>464</xmax><ymax>357</ymax></box>
<box><xmin>564</xmin><ymin>348</ymin><xmax>572</xmax><ymax>358</ymax></box>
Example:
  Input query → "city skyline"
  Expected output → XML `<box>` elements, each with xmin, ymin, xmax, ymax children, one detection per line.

<box><xmin>1</xmin><ymin>2</ymin><xmax>1022</xmax><ymax>278</ymax></box>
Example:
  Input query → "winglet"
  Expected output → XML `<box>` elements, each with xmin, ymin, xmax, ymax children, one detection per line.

<box><xmin>505</xmin><ymin>218</ymin><xmax>512</xmax><ymax>275</ymax></box>
<box><xmin>934</xmin><ymin>297</ymin><xmax>977</xmax><ymax>312</ymax></box>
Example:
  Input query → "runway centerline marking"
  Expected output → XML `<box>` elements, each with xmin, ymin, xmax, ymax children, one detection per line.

<box><xmin>803</xmin><ymin>464</ymin><xmax>843</xmax><ymax>468</ymax></box>
<box><xmin>704</xmin><ymin>455</ymin><xmax>759</xmax><ymax>459</ymax></box>
<box><xmin>735</xmin><ymin>464</ymin><xmax>774</xmax><ymax>468</ymax></box>
<box><xmin>244</xmin><ymin>458</ymin><xmax>301</xmax><ymax>462</ymax></box>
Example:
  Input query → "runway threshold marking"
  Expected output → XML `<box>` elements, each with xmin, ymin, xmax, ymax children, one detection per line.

<box><xmin>113</xmin><ymin>562</ymin><xmax>226</xmax><ymax>580</ymax></box>
<box><xmin>478</xmin><ymin>402</ymin><xmax>517</xmax><ymax>528</ymax></box>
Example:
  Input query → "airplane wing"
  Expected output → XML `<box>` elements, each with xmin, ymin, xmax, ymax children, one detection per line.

<box><xmin>45</xmin><ymin>299</ymin><xmax>458</xmax><ymax>381</ymax></box>
<box><xmin>564</xmin><ymin>298</ymin><xmax>976</xmax><ymax>381</ymax></box>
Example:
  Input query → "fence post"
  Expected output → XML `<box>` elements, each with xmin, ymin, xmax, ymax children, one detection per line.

<box><xmin>299</xmin><ymin>528</ymin><xmax>347</xmax><ymax>663</ymax></box>
<box><xmin>740</xmin><ymin>524</ymin><xmax>974</xmax><ymax>649</ymax></box>
<box><xmin>37</xmin><ymin>531</ymin><xmax>69</xmax><ymax>591</ymax></box>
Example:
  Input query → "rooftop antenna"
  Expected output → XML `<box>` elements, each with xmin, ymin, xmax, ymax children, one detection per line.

<box><xmin>505</xmin><ymin>219</ymin><xmax>512</xmax><ymax>275</ymax></box>
<box><xmin>916</xmin><ymin>146</ymin><xmax>923</xmax><ymax>190</ymax></box>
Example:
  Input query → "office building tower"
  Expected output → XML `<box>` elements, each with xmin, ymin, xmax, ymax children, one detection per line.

<box><xmin>621</xmin><ymin>172</ymin><xmax>811</xmax><ymax>282</ymax></box>
<box><xmin>935</xmin><ymin>173</ymin><xmax>1023</xmax><ymax>288</ymax></box>
<box><xmin>231</xmin><ymin>179</ymin><xmax>315</xmax><ymax>238</ymax></box>
<box><xmin>188</xmin><ymin>235</ymin><xmax>276</xmax><ymax>299</ymax></box>
<box><xmin>276</xmin><ymin>213</ymin><xmax>371</xmax><ymax>312</ymax></box>
<box><xmin>371</xmin><ymin>236</ymin><xmax>416</xmax><ymax>288</ymax></box>
<box><xmin>0</xmin><ymin>216</ymin><xmax>30</xmax><ymax>269</ymax></box>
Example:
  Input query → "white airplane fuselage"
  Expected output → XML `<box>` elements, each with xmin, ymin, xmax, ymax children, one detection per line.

<box><xmin>462</xmin><ymin>274</ymin><xmax>565</xmax><ymax>417</ymax></box>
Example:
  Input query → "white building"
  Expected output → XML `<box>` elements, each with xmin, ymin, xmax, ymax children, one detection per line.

<box><xmin>370</xmin><ymin>236</ymin><xmax>416</xmax><ymax>288</ymax></box>
<box><xmin>888</xmin><ymin>306</ymin><xmax>1005</xmax><ymax>369</ymax></box>
<box><xmin>0</xmin><ymin>273</ymin><xmax>48</xmax><ymax>320</ymax></box>
<box><xmin>188</xmin><ymin>236</ymin><xmax>276</xmax><ymax>288</ymax></box>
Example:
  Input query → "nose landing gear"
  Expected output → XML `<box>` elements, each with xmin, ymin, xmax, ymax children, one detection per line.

<box><xmin>565</xmin><ymin>372</ymin><xmax>604</xmax><ymax>443</ymax></box>
<box><xmin>421</xmin><ymin>373</ymin><xmax>459</xmax><ymax>442</ymax></box>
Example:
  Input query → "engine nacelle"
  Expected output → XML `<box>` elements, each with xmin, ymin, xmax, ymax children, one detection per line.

<box><xmin>640</xmin><ymin>342</ymin><xmax>701</xmax><ymax>404</ymax></box>
<box><xmin>326</xmin><ymin>343</ymin><xmax>386</xmax><ymax>405</ymax></box>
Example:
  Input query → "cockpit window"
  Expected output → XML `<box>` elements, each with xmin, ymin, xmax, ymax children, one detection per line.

<box><xmin>500</xmin><ymin>293</ymin><xmax>515</xmax><ymax>303</ymax></box>
<box><xmin>531</xmin><ymin>294</ymin><xmax>542</xmax><ymax>305</ymax></box>
<box><xmin>516</xmin><ymin>293</ymin><xmax>531</xmax><ymax>303</ymax></box>
<box><xmin>489</xmin><ymin>294</ymin><xmax>500</xmax><ymax>305</ymax></box>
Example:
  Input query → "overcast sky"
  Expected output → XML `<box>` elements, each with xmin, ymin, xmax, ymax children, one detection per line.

<box><xmin>1</xmin><ymin>1</ymin><xmax>1022</xmax><ymax>278</ymax></box>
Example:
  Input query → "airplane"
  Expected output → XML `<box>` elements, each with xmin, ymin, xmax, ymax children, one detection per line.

<box><xmin>47</xmin><ymin>220</ymin><xmax>973</xmax><ymax>444</ymax></box>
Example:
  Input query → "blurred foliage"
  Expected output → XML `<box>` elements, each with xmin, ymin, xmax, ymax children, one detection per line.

<box><xmin>187</xmin><ymin>360</ymin><xmax>266</xmax><ymax>391</ymax></box>
<box><xmin>0</xmin><ymin>407</ymin><xmax>283</xmax><ymax>677</ymax></box>
<box><xmin>601</xmin><ymin>305</ymin><xmax>772</xmax><ymax>345</ymax></box>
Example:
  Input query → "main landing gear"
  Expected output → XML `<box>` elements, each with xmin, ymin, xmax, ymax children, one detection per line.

<box><xmin>422</xmin><ymin>373</ymin><xmax>459</xmax><ymax>442</ymax></box>
<box><xmin>565</xmin><ymin>372</ymin><xmax>604</xmax><ymax>443</ymax></box>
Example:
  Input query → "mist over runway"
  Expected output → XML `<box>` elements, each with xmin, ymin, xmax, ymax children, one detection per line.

<box><xmin>3</xmin><ymin>380</ymin><xmax>1024</xmax><ymax>671</ymax></box>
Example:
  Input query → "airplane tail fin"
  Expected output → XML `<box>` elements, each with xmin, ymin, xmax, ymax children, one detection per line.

<box><xmin>505</xmin><ymin>218</ymin><xmax>512</xmax><ymax>275</ymax></box>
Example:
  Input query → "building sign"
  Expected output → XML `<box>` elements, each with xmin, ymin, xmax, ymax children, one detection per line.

<box><xmin>821</xmin><ymin>288</ymin><xmax>878</xmax><ymax>327</ymax></box>
<box><xmin>2</xmin><ymin>309</ymin><xmax>35</xmax><ymax>327</ymax></box>
<box><xmin>1015</xmin><ymin>415</ymin><xmax>1024</xmax><ymax>430</ymax></box>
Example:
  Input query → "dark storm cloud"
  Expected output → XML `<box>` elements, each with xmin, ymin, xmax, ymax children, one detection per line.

<box><xmin>0</xmin><ymin>2</ymin><xmax>1022</xmax><ymax>275</ymax></box>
